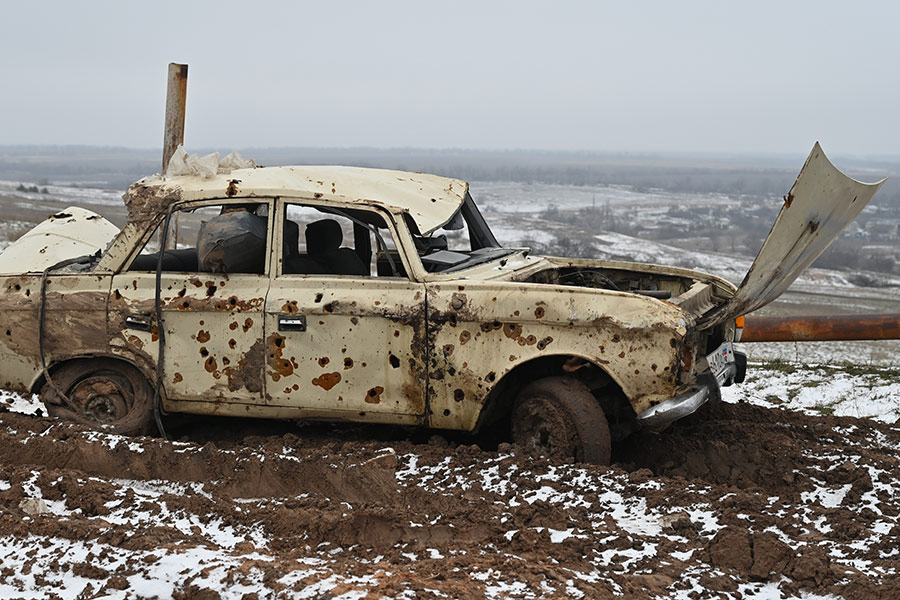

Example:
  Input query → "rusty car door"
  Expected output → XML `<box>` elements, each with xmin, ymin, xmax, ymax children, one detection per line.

<box><xmin>263</xmin><ymin>200</ymin><xmax>427</xmax><ymax>423</ymax></box>
<box><xmin>108</xmin><ymin>202</ymin><xmax>271</xmax><ymax>407</ymax></box>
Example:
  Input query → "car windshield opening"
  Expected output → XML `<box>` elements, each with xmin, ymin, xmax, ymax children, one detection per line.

<box><xmin>414</xmin><ymin>194</ymin><xmax>515</xmax><ymax>273</ymax></box>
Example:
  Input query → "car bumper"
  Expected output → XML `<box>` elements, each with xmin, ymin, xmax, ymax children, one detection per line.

<box><xmin>636</xmin><ymin>350</ymin><xmax>746</xmax><ymax>431</ymax></box>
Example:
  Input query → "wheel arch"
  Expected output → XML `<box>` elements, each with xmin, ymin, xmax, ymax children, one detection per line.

<box><xmin>474</xmin><ymin>352</ymin><xmax>635</xmax><ymax>436</ymax></box>
<box><xmin>29</xmin><ymin>351</ymin><xmax>157</xmax><ymax>397</ymax></box>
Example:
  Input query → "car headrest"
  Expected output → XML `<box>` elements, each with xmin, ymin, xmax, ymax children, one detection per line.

<box><xmin>306</xmin><ymin>219</ymin><xmax>342</xmax><ymax>255</ymax></box>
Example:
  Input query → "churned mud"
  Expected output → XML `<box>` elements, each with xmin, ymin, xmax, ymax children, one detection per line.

<box><xmin>0</xmin><ymin>398</ymin><xmax>898</xmax><ymax>599</ymax></box>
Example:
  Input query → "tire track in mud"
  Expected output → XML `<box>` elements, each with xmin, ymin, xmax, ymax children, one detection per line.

<box><xmin>0</xmin><ymin>402</ymin><xmax>899</xmax><ymax>599</ymax></box>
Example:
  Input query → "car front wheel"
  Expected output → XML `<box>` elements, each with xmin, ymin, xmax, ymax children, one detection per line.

<box><xmin>511</xmin><ymin>376</ymin><xmax>611</xmax><ymax>465</ymax></box>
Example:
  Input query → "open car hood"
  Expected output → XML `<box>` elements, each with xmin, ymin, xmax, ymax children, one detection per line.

<box><xmin>697</xmin><ymin>143</ymin><xmax>885</xmax><ymax>330</ymax></box>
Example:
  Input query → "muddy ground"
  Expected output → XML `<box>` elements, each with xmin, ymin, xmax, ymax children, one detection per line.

<box><xmin>0</xmin><ymin>396</ymin><xmax>897</xmax><ymax>599</ymax></box>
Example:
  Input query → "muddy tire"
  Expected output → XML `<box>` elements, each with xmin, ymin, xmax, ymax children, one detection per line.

<box><xmin>41</xmin><ymin>359</ymin><xmax>155</xmax><ymax>436</ymax></box>
<box><xmin>511</xmin><ymin>376</ymin><xmax>611</xmax><ymax>465</ymax></box>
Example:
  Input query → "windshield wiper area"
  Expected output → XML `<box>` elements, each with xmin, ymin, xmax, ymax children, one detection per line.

<box><xmin>437</xmin><ymin>247</ymin><xmax>516</xmax><ymax>273</ymax></box>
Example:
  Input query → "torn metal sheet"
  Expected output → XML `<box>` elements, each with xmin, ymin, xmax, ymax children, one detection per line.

<box><xmin>697</xmin><ymin>143</ymin><xmax>885</xmax><ymax>330</ymax></box>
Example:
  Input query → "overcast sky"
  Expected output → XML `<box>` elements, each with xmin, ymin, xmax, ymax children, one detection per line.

<box><xmin>2</xmin><ymin>1</ymin><xmax>897</xmax><ymax>157</ymax></box>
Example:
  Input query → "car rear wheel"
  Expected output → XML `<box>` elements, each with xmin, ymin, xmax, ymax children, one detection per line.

<box><xmin>511</xmin><ymin>376</ymin><xmax>611</xmax><ymax>465</ymax></box>
<box><xmin>41</xmin><ymin>359</ymin><xmax>155</xmax><ymax>436</ymax></box>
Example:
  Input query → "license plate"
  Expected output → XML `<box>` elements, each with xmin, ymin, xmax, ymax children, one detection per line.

<box><xmin>707</xmin><ymin>342</ymin><xmax>735</xmax><ymax>376</ymax></box>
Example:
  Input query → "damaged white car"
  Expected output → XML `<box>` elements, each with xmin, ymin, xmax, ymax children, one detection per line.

<box><xmin>0</xmin><ymin>143</ymin><xmax>883</xmax><ymax>464</ymax></box>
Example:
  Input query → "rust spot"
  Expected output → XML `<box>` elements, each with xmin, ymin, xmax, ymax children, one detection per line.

<box><xmin>618</xmin><ymin>351</ymin><xmax>626</xmax><ymax>359</ymax></box>
<box><xmin>243</xmin><ymin>318</ymin><xmax>253</xmax><ymax>333</ymax></box>
<box><xmin>651</xmin><ymin>363</ymin><xmax>658</xmax><ymax>371</ymax></box>
<box><xmin>318</xmin><ymin>357</ymin><xmax>330</xmax><ymax>367</ymax></box>
<box><xmin>197</xmin><ymin>330</ymin><xmax>211</xmax><ymax>343</ymax></box>
<box><xmin>267</xmin><ymin>333</ymin><xmax>294</xmax><ymax>378</ymax></box>
<box><xmin>534</xmin><ymin>306</ymin><xmax>545</xmax><ymax>319</ymax></box>
<box><xmin>344</xmin><ymin>357</ymin><xmax>354</xmax><ymax>369</ymax></box>
<box><xmin>393</xmin><ymin>330</ymin><xmax>400</xmax><ymax>338</ymax></box>
<box><xmin>450</xmin><ymin>293</ymin><xmax>467</xmax><ymax>311</ymax></box>
<box><xmin>459</xmin><ymin>330</ymin><xmax>471</xmax><ymax>344</ymax></box>
<box><xmin>634</xmin><ymin>369</ymin><xmax>640</xmax><ymax>375</ymax></box>
<box><xmin>222</xmin><ymin>357</ymin><xmax>230</xmax><ymax>366</ymax></box>
<box><xmin>612</xmin><ymin>334</ymin><xmax>620</xmax><ymax>343</ymax></box>
<box><xmin>200</xmin><ymin>347</ymin><xmax>209</xmax><ymax>357</ymax></box>
<box><xmin>229</xmin><ymin>322</ymin><xmax>239</xmax><ymax>330</ymax></box>
<box><xmin>228</xmin><ymin>338</ymin><xmax>237</xmax><ymax>349</ymax></box>
<box><xmin>389</xmin><ymin>354</ymin><xmax>400</xmax><ymax>368</ymax></box>
<box><xmin>480</xmin><ymin>321</ymin><xmax>502</xmax><ymax>333</ymax></box>
<box><xmin>442</xmin><ymin>344</ymin><xmax>454</xmax><ymax>357</ymax></box>
<box><xmin>205</xmin><ymin>357</ymin><xmax>218</xmax><ymax>373</ymax></box>
<box><xmin>503</xmin><ymin>323</ymin><xmax>522</xmax><ymax>339</ymax></box>
<box><xmin>226</xmin><ymin>179</ymin><xmax>241</xmax><ymax>197</ymax></box>
<box><xmin>311</xmin><ymin>372</ymin><xmax>342</xmax><ymax>390</ymax></box>
<box><xmin>365</xmin><ymin>386</ymin><xmax>384</xmax><ymax>404</ymax></box>
<box><xmin>173</xmin><ymin>373</ymin><xmax>183</xmax><ymax>383</ymax></box>
<box><xmin>453</xmin><ymin>388</ymin><xmax>465</xmax><ymax>402</ymax></box>
<box><xmin>536</xmin><ymin>336</ymin><xmax>553</xmax><ymax>350</ymax></box>
<box><xmin>282</xmin><ymin>301</ymin><xmax>298</xmax><ymax>314</ymax></box>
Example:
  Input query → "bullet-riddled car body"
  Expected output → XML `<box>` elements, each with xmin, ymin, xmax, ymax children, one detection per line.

<box><xmin>0</xmin><ymin>144</ymin><xmax>884</xmax><ymax>463</ymax></box>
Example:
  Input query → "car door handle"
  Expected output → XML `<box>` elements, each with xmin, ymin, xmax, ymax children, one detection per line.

<box><xmin>278</xmin><ymin>315</ymin><xmax>307</xmax><ymax>332</ymax></box>
<box><xmin>125</xmin><ymin>314</ymin><xmax>152</xmax><ymax>331</ymax></box>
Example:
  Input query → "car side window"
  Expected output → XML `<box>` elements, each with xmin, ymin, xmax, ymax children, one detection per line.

<box><xmin>281</xmin><ymin>203</ymin><xmax>406</xmax><ymax>277</ymax></box>
<box><xmin>129</xmin><ymin>202</ymin><xmax>271</xmax><ymax>274</ymax></box>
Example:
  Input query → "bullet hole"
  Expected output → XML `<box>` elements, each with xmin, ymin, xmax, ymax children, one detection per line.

<box><xmin>351</xmin><ymin>317</ymin><xmax>359</xmax><ymax>325</ymax></box>
<box><xmin>486</xmin><ymin>371</ymin><xmax>496</xmax><ymax>382</ymax></box>
<box><xmin>534</xmin><ymin>306</ymin><xmax>545</xmax><ymax>319</ymax></box>
<box><xmin>228</xmin><ymin>339</ymin><xmax>237</xmax><ymax>349</ymax></box>
<box><xmin>459</xmin><ymin>330</ymin><xmax>471</xmax><ymax>344</ymax></box>
<box><xmin>222</xmin><ymin>357</ymin><xmax>230</xmax><ymax>365</ymax></box>
<box><xmin>318</xmin><ymin>357</ymin><xmax>330</xmax><ymax>367</ymax></box>
<box><xmin>13</xmin><ymin>284</ymin><xmax>20</xmax><ymax>291</ymax></box>
<box><xmin>273</xmin><ymin>336</ymin><xmax>284</xmax><ymax>347</ymax></box>
<box><xmin>228</xmin><ymin>296</ymin><xmax>238</xmax><ymax>306</ymax></box>
<box><xmin>443</xmin><ymin>409</ymin><xmax>451</xmax><ymax>416</ymax></box>
<box><xmin>651</xmin><ymin>364</ymin><xmax>658</xmax><ymax>371</ymax></box>
<box><xmin>389</xmin><ymin>354</ymin><xmax>400</xmax><ymax>369</ymax></box>
<box><xmin>324</xmin><ymin>302</ymin><xmax>334</xmax><ymax>313</ymax></box>
<box><xmin>206</xmin><ymin>285</ymin><xmax>217</xmax><ymax>297</ymax></box>
<box><xmin>24</xmin><ymin>289</ymin><xmax>30</xmax><ymax>297</ymax></box>
<box><xmin>612</xmin><ymin>334</ymin><xmax>621</xmax><ymax>343</ymax></box>
<box><xmin>114</xmin><ymin>289</ymin><xmax>121</xmax><ymax>300</ymax></box>
<box><xmin>314</xmin><ymin>293</ymin><xmax>323</xmax><ymax>303</ymax></box>
<box><xmin>453</xmin><ymin>389</ymin><xmax>465</xmax><ymax>402</ymax></box>
<box><xmin>229</xmin><ymin>322</ymin><xmax>238</xmax><ymax>330</ymax></box>
<box><xmin>182</xmin><ymin>301</ymin><xmax>190</xmax><ymax>309</ymax></box>
<box><xmin>5</xmin><ymin>330</ymin><xmax>10</xmax><ymax>336</ymax></box>
<box><xmin>200</xmin><ymin>347</ymin><xmax>209</xmax><ymax>357</ymax></box>
<box><xmin>344</xmin><ymin>357</ymin><xmax>354</xmax><ymax>369</ymax></box>
<box><xmin>394</xmin><ymin>330</ymin><xmax>400</xmax><ymax>337</ymax></box>
<box><xmin>536</xmin><ymin>336</ymin><xmax>553</xmax><ymax>350</ymax></box>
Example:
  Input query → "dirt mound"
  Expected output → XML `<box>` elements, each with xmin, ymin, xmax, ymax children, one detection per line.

<box><xmin>1</xmin><ymin>400</ymin><xmax>898</xmax><ymax>598</ymax></box>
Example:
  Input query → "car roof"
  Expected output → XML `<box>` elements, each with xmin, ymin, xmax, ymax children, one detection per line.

<box><xmin>125</xmin><ymin>165</ymin><xmax>469</xmax><ymax>235</ymax></box>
